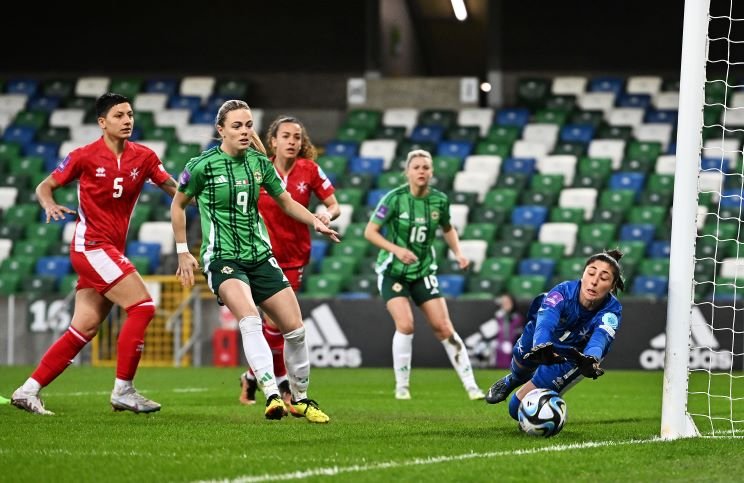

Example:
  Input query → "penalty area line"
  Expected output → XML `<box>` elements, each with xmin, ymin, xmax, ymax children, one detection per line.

<box><xmin>200</xmin><ymin>437</ymin><xmax>665</xmax><ymax>483</ymax></box>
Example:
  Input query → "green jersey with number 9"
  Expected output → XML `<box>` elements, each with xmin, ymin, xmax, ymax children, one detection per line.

<box><xmin>369</xmin><ymin>184</ymin><xmax>451</xmax><ymax>281</ymax></box>
<box><xmin>178</xmin><ymin>147</ymin><xmax>285</xmax><ymax>268</ymax></box>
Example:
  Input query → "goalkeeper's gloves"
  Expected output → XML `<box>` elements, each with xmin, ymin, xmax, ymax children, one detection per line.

<box><xmin>568</xmin><ymin>348</ymin><xmax>605</xmax><ymax>379</ymax></box>
<box><xmin>523</xmin><ymin>342</ymin><xmax>566</xmax><ymax>365</ymax></box>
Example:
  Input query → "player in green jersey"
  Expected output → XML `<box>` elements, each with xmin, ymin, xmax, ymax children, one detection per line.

<box><xmin>364</xmin><ymin>149</ymin><xmax>485</xmax><ymax>401</ymax></box>
<box><xmin>171</xmin><ymin>100</ymin><xmax>339</xmax><ymax>423</ymax></box>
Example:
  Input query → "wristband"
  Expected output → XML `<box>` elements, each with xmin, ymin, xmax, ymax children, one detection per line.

<box><xmin>176</xmin><ymin>242</ymin><xmax>189</xmax><ymax>254</ymax></box>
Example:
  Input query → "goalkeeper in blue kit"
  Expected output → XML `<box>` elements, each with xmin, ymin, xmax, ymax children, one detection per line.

<box><xmin>485</xmin><ymin>250</ymin><xmax>625</xmax><ymax>420</ymax></box>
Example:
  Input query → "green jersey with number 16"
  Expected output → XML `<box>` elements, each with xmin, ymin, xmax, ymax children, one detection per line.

<box><xmin>369</xmin><ymin>184</ymin><xmax>451</xmax><ymax>281</ymax></box>
<box><xmin>178</xmin><ymin>147</ymin><xmax>285</xmax><ymax>269</ymax></box>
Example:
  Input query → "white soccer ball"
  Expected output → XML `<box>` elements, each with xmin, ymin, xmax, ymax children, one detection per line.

<box><xmin>517</xmin><ymin>388</ymin><xmax>567</xmax><ymax>437</ymax></box>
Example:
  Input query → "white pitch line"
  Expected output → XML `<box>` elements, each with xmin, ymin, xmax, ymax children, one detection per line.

<box><xmin>40</xmin><ymin>387</ymin><xmax>209</xmax><ymax>397</ymax></box>
<box><xmin>198</xmin><ymin>437</ymin><xmax>667</xmax><ymax>483</ymax></box>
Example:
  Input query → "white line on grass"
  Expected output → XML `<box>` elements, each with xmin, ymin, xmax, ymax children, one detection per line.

<box><xmin>199</xmin><ymin>437</ymin><xmax>669</xmax><ymax>483</ymax></box>
<box><xmin>42</xmin><ymin>387</ymin><xmax>209</xmax><ymax>397</ymax></box>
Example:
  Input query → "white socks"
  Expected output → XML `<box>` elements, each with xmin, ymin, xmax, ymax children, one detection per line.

<box><xmin>283</xmin><ymin>327</ymin><xmax>309</xmax><ymax>401</ymax></box>
<box><xmin>392</xmin><ymin>331</ymin><xmax>413</xmax><ymax>390</ymax></box>
<box><xmin>113</xmin><ymin>378</ymin><xmax>133</xmax><ymax>394</ymax></box>
<box><xmin>441</xmin><ymin>332</ymin><xmax>478</xmax><ymax>391</ymax></box>
<box><xmin>238</xmin><ymin>315</ymin><xmax>279</xmax><ymax>397</ymax></box>
<box><xmin>21</xmin><ymin>378</ymin><xmax>42</xmax><ymax>395</ymax></box>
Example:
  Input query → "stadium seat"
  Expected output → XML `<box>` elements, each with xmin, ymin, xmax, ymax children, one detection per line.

<box><xmin>538</xmin><ymin>222</ymin><xmax>578</xmax><ymax>255</ymax></box>
<box><xmin>0</xmin><ymin>238</ymin><xmax>12</xmax><ymax>264</ymax></box>
<box><xmin>518</xmin><ymin>258</ymin><xmax>556</xmax><ymax>279</ymax></box>
<box><xmin>578</xmin><ymin>92</ymin><xmax>615</xmax><ymax>115</ymax></box>
<box><xmin>619</xmin><ymin>223</ymin><xmax>657</xmax><ymax>245</ymax></box>
<box><xmin>320</xmin><ymin>255</ymin><xmax>358</xmax><ymax>284</ymax></box>
<box><xmin>631</xmin><ymin>275</ymin><xmax>668</xmax><ymax>298</ymax></box>
<box><xmin>462</xmin><ymin>223</ymin><xmax>497</xmax><ymax>242</ymax></box>
<box><xmin>639</xmin><ymin>258</ymin><xmax>671</xmax><ymax>278</ymax></box>
<box><xmin>517</xmin><ymin>77</ymin><xmax>551</xmax><ymax>110</ymax></box>
<box><xmin>0</xmin><ymin>272</ymin><xmax>21</xmax><ymax>295</ymax></box>
<box><xmin>530</xmin><ymin>172</ymin><xmax>566</xmax><ymax>193</ymax></box>
<box><xmin>382</xmin><ymin>108</ymin><xmax>418</xmax><ymax>134</ymax></box>
<box><xmin>359</xmin><ymin>140</ymin><xmax>397</xmax><ymax>170</ymax></box>
<box><xmin>126</xmin><ymin>241</ymin><xmax>162</xmax><ymax>273</ymax></box>
<box><xmin>593</xmin><ymin>207</ymin><xmax>626</xmax><ymax>224</ymax></box>
<box><xmin>0</xmin><ymin>186</ymin><xmax>18</xmax><ymax>211</ymax></box>
<box><xmin>325</xmin><ymin>140</ymin><xmax>359</xmax><ymax>159</ymax></box>
<box><xmin>508</xmin><ymin>275</ymin><xmax>547</xmax><ymax>300</ymax></box>
<box><xmin>511</xmin><ymin>205</ymin><xmax>548</xmax><ymax>228</ymax></box>
<box><xmin>376</xmin><ymin>171</ymin><xmax>405</xmax><ymax>190</ymax></box>
<box><xmin>75</xmin><ymin>76</ymin><xmax>110</xmax><ymax>97</ymax></box>
<box><xmin>647</xmin><ymin>240</ymin><xmax>671</xmax><ymax>259</ymax></box>
<box><xmin>349</xmin><ymin>156</ymin><xmax>384</xmax><ymax>177</ymax></box>
<box><xmin>607</xmin><ymin>107</ymin><xmax>645</xmax><ymax>128</ymax></box>
<box><xmin>578</xmin><ymin>223</ymin><xmax>617</xmax><ymax>246</ymax></box>
<box><xmin>558</xmin><ymin>188</ymin><xmax>598</xmax><ymax>220</ymax></box>
<box><xmin>453</xmin><ymin>240</ymin><xmax>488</xmax><ymax>271</ymax></box>
<box><xmin>489</xmin><ymin>240</ymin><xmax>528</xmax><ymax>259</ymax></box>
<box><xmin>627</xmin><ymin>205</ymin><xmax>668</xmax><ymax>225</ymax></box>
<box><xmin>452</xmin><ymin>171</ymin><xmax>493</xmax><ymax>202</ymax></box>
<box><xmin>410</xmin><ymin>125</ymin><xmax>444</xmax><ymax>144</ymax></box>
<box><xmin>446</xmin><ymin>125</ymin><xmax>480</xmax><ymax>144</ymax></box>
<box><xmin>589</xmin><ymin>76</ymin><xmax>625</xmax><ymax>95</ymax></box>
<box><xmin>344</xmin><ymin>274</ymin><xmax>378</xmax><ymax>295</ymax></box>
<box><xmin>588</xmin><ymin>139</ymin><xmax>626</xmax><ymax>170</ymax></box>
<box><xmin>486</xmin><ymin>125</ymin><xmax>521</xmax><ymax>145</ymax></box>
<box><xmin>552</xmin><ymin>76</ymin><xmax>587</xmax><ymax>96</ymax></box>
<box><xmin>480</xmin><ymin>256</ymin><xmax>516</xmax><ymax>279</ymax></box>
<box><xmin>608</xmin><ymin>172</ymin><xmax>646</xmax><ymax>198</ymax></box>
<box><xmin>466</xmin><ymin>275</ymin><xmax>505</xmax><ymax>296</ymax></box>
<box><xmin>512</xmin><ymin>140</ymin><xmax>550</xmax><ymax>160</ymax></box>
<box><xmin>520</xmin><ymin>190</ymin><xmax>559</xmax><ymax>207</ymax></box>
<box><xmin>560</xmin><ymin>124</ymin><xmax>595</xmax><ymax>144</ymax></box>
<box><xmin>179</xmin><ymin>76</ymin><xmax>216</xmax><ymax>101</ymax></box>
<box><xmin>474</xmin><ymin>140</ymin><xmax>510</xmax><ymax>157</ymax></box>
<box><xmin>448</xmin><ymin>204</ymin><xmax>469</xmax><ymax>234</ymax></box>
<box><xmin>437</xmin><ymin>140</ymin><xmax>473</xmax><ymax>160</ymax></box>
<box><xmin>316</xmin><ymin>155</ymin><xmax>348</xmax><ymax>178</ymax></box>
<box><xmin>437</xmin><ymin>274</ymin><xmax>466</xmax><ymax>297</ymax></box>
<box><xmin>462</xmin><ymin>155</ymin><xmax>501</xmax><ymax>184</ymax></box>
<box><xmin>529</xmin><ymin>242</ymin><xmax>565</xmax><ymax>262</ymax></box>
<box><xmin>522</xmin><ymin>123</ymin><xmax>560</xmax><ymax>152</ymax></box>
<box><xmin>35</xmin><ymin>256</ymin><xmax>72</xmax><ymax>280</ymax></box>
<box><xmin>501</xmin><ymin>157</ymin><xmax>535</xmax><ymax>175</ymax></box>
<box><xmin>534</xmin><ymin>108</ymin><xmax>569</xmax><ymax>125</ymax></box>
<box><xmin>374</xmin><ymin>125</ymin><xmax>406</xmax><ymax>142</ymax></box>
<box><xmin>302</xmin><ymin>273</ymin><xmax>345</xmax><ymax>298</ymax></box>
<box><xmin>495</xmin><ymin>108</ymin><xmax>530</xmax><ymax>129</ymax></box>
<box><xmin>345</xmin><ymin>109</ymin><xmax>382</xmax><ymax>131</ymax></box>
<box><xmin>550</xmin><ymin>207</ymin><xmax>584</xmax><ymax>224</ymax></box>
<box><xmin>458</xmin><ymin>107</ymin><xmax>495</xmax><ymax>136</ymax></box>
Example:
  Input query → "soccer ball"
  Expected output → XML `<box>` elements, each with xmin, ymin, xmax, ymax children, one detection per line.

<box><xmin>517</xmin><ymin>388</ymin><xmax>567</xmax><ymax>437</ymax></box>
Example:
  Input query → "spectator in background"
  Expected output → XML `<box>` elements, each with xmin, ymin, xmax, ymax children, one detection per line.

<box><xmin>485</xmin><ymin>250</ymin><xmax>625</xmax><ymax>421</ymax></box>
<box><xmin>171</xmin><ymin>100</ymin><xmax>339</xmax><ymax>422</ymax></box>
<box><xmin>11</xmin><ymin>92</ymin><xmax>178</xmax><ymax>415</ymax></box>
<box><xmin>238</xmin><ymin>115</ymin><xmax>340</xmax><ymax>408</ymax></box>
<box><xmin>491</xmin><ymin>293</ymin><xmax>525</xmax><ymax>368</ymax></box>
<box><xmin>364</xmin><ymin>149</ymin><xmax>485</xmax><ymax>401</ymax></box>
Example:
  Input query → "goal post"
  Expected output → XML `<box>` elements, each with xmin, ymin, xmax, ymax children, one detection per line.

<box><xmin>661</xmin><ymin>0</ymin><xmax>710</xmax><ymax>440</ymax></box>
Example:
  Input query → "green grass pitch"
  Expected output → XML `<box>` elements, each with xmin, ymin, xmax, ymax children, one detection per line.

<box><xmin>1</xmin><ymin>366</ymin><xmax>743</xmax><ymax>482</ymax></box>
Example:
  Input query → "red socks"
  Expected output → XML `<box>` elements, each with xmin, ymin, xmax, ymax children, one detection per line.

<box><xmin>31</xmin><ymin>326</ymin><xmax>91</xmax><ymax>387</ymax></box>
<box><xmin>116</xmin><ymin>299</ymin><xmax>156</xmax><ymax>381</ymax></box>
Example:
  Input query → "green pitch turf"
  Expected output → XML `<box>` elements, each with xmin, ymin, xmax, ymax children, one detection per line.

<box><xmin>1</xmin><ymin>367</ymin><xmax>742</xmax><ymax>482</ymax></box>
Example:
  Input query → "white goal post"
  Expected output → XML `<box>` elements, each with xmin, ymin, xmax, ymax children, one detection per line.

<box><xmin>661</xmin><ymin>0</ymin><xmax>709</xmax><ymax>440</ymax></box>
<box><xmin>662</xmin><ymin>0</ymin><xmax>744</xmax><ymax>439</ymax></box>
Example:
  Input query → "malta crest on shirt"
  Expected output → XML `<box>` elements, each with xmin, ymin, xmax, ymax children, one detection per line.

<box><xmin>129</xmin><ymin>167</ymin><xmax>140</xmax><ymax>181</ymax></box>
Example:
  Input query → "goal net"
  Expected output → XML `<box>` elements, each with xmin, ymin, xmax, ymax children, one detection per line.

<box><xmin>662</xmin><ymin>0</ymin><xmax>744</xmax><ymax>438</ymax></box>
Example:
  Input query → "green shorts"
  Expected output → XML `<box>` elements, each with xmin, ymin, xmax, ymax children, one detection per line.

<box><xmin>205</xmin><ymin>257</ymin><xmax>290</xmax><ymax>305</ymax></box>
<box><xmin>379</xmin><ymin>273</ymin><xmax>443</xmax><ymax>305</ymax></box>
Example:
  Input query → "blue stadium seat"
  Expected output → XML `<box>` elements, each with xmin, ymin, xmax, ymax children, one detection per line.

<box><xmin>309</xmin><ymin>239</ymin><xmax>329</xmax><ymax>272</ymax></box>
<box><xmin>191</xmin><ymin>109</ymin><xmax>215</xmax><ymax>124</ymax></box>
<box><xmin>126</xmin><ymin>241</ymin><xmax>162</xmax><ymax>273</ymax></box>
<box><xmin>437</xmin><ymin>274</ymin><xmax>466</xmax><ymax>297</ymax></box>
<box><xmin>501</xmin><ymin>157</ymin><xmax>536</xmax><ymax>175</ymax></box>
<box><xmin>23</xmin><ymin>142</ymin><xmax>60</xmax><ymax>168</ymax></box>
<box><xmin>3</xmin><ymin>125</ymin><xmax>36</xmax><ymax>145</ymax></box>
<box><xmin>6</xmin><ymin>78</ymin><xmax>39</xmax><ymax>96</ymax></box>
<box><xmin>619</xmin><ymin>223</ymin><xmax>657</xmax><ymax>245</ymax></box>
<box><xmin>701</xmin><ymin>157</ymin><xmax>732</xmax><ymax>173</ymax></box>
<box><xmin>559</xmin><ymin>124</ymin><xmax>595</xmax><ymax>144</ymax></box>
<box><xmin>511</xmin><ymin>205</ymin><xmax>548</xmax><ymax>228</ymax></box>
<box><xmin>27</xmin><ymin>96</ymin><xmax>61</xmax><ymax>113</ymax></box>
<box><xmin>647</xmin><ymin>240</ymin><xmax>671</xmax><ymax>258</ymax></box>
<box><xmin>145</xmin><ymin>78</ymin><xmax>179</xmax><ymax>96</ymax></box>
<box><xmin>349</xmin><ymin>156</ymin><xmax>384</xmax><ymax>177</ymax></box>
<box><xmin>588</xmin><ymin>76</ymin><xmax>624</xmax><ymax>95</ymax></box>
<box><xmin>366</xmin><ymin>188</ymin><xmax>389</xmax><ymax>208</ymax></box>
<box><xmin>616</xmin><ymin>93</ymin><xmax>652</xmax><ymax>109</ymax></box>
<box><xmin>410</xmin><ymin>125</ymin><xmax>444</xmax><ymax>144</ymax></box>
<box><xmin>35</xmin><ymin>256</ymin><xmax>71</xmax><ymax>281</ymax></box>
<box><xmin>168</xmin><ymin>95</ymin><xmax>202</xmax><ymax>115</ymax></box>
<box><xmin>518</xmin><ymin>258</ymin><xmax>556</xmax><ymax>279</ymax></box>
<box><xmin>645</xmin><ymin>109</ymin><xmax>678</xmax><ymax>125</ymax></box>
<box><xmin>325</xmin><ymin>141</ymin><xmax>359</xmax><ymax>159</ymax></box>
<box><xmin>720</xmin><ymin>189</ymin><xmax>744</xmax><ymax>209</ymax></box>
<box><xmin>631</xmin><ymin>275</ymin><xmax>668</xmax><ymax>298</ymax></box>
<box><xmin>496</xmin><ymin>108</ymin><xmax>530</xmax><ymax>128</ymax></box>
<box><xmin>437</xmin><ymin>140</ymin><xmax>473</xmax><ymax>160</ymax></box>
<box><xmin>608</xmin><ymin>172</ymin><xmax>646</xmax><ymax>198</ymax></box>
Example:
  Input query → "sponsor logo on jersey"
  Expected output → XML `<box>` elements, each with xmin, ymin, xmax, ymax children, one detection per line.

<box><xmin>56</xmin><ymin>155</ymin><xmax>71</xmax><ymax>172</ymax></box>
<box><xmin>544</xmin><ymin>291</ymin><xmax>563</xmax><ymax>307</ymax></box>
<box><xmin>95</xmin><ymin>167</ymin><xmax>106</xmax><ymax>177</ymax></box>
<box><xmin>179</xmin><ymin>169</ymin><xmax>191</xmax><ymax>187</ymax></box>
<box><xmin>304</xmin><ymin>303</ymin><xmax>362</xmax><ymax>367</ymax></box>
<box><xmin>374</xmin><ymin>204</ymin><xmax>388</xmax><ymax>219</ymax></box>
<box><xmin>640</xmin><ymin>306</ymin><xmax>733</xmax><ymax>370</ymax></box>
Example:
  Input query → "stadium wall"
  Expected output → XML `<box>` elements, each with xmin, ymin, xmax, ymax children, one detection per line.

<box><xmin>3</xmin><ymin>296</ymin><xmax>740</xmax><ymax>371</ymax></box>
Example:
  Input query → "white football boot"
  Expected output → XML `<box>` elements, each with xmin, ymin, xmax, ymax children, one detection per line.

<box><xmin>111</xmin><ymin>387</ymin><xmax>161</xmax><ymax>413</ymax></box>
<box><xmin>11</xmin><ymin>388</ymin><xmax>55</xmax><ymax>415</ymax></box>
